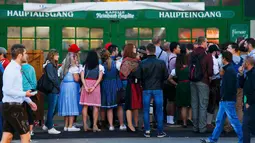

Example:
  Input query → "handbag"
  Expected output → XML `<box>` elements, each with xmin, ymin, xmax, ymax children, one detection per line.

<box><xmin>37</xmin><ymin>64</ymin><xmax>54</xmax><ymax>94</ymax></box>
<box><xmin>116</xmin><ymin>71</ymin><xmax>125</xmax><ymax>105</ymax></box>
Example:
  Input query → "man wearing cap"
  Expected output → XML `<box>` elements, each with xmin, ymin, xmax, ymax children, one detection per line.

<box><xmin>0</xmin><ymin>47</ymin><xmax>10</xmax><ymax>69</ymax></box>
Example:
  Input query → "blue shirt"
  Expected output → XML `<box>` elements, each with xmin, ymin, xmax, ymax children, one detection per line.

<box><xmin>0</xmin><ymin>64</ymin><xmax>4</xmax><ymax>73</ymax></box>
<box><xmin>248</xmin><ymin>49</ymin><xmax>255</xmax><ymax>59</ymax></box>
<box><xmin>22</xmin><ymin>64</ymin><xmax>37</xmax><ymax>91</ymax></box>
<box><xmin>155</xmin><ymin>46</ymin><xmax>168</xmax><ymax>68</ymax></box>
<box><xmin>2</xmin><ymin>61</ymin><xmax>31</xmax><ymax>104</ymax></box>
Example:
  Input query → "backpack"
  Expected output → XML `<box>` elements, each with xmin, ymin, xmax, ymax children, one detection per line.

<box><xmin>189</xmin><ymin>52</ymin><xmax>206</xmax><ymax>82</ymax></box>
<box><xmin>232</xmin><ymin>57</ymin><xmax>243</xmax><ymax>74</ymax></box>
<box><xmin>37</xmin><ymin>64</ymin><xmax>54</xmax><ymax>94</ymax></box>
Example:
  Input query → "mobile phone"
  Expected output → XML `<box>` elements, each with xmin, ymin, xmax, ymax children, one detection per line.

<box><xmin>31</xmin><ymin>89</ymin><xmax>37</xmax><ymax>92</ymax></box>
<box><xmin>31</xmin><ymin>91</ymin><xmax>38</xmax><ymax>96</ymax></box>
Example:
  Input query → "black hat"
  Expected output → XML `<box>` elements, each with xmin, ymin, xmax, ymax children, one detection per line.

<box><xmin>208</xmin><ymin>44</ymin><xmax>220</xmax><ymax>53</ymax></box>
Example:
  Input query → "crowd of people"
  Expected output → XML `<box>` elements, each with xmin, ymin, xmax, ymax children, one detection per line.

<box><xmin>0</xmin><ymin>36</ymin><xmax>255</xmax><ymax>143</ymax></box>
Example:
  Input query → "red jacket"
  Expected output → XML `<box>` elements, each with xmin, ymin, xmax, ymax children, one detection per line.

<box><xmin>188</xmin><ymin>47</ymin><xmax>213</xmax><ymax>85</ymax></box>
<box><xmin>1</xmin><ymin>58</ymin><xmax>10</xmax><ymax>69</ymax></box>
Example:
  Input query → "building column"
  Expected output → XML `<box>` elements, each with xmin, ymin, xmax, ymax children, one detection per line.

<box><xmin>251</xmin><ymin>20</ymin><xmax>255</xmax><ymax>38</ymax></box>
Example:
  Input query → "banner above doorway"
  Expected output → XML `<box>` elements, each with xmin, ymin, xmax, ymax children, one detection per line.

<box><xmin>23</xmin><ymin>2</ymin><xmax>205</xmax><ymax>12</ymax></box>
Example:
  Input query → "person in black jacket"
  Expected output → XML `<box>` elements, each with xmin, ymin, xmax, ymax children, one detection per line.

<box><xmin>201</xmin><ymin>51</ymin><xmax>243</xmax><ymax>143</ymax></box>
<box><xmin>239</xmin><ymin>56</ymin><xmax>255</xmax><ymax>143</ymax></box>
<box><xmin>135</xmin><ymin>43</ymin><xmax>169</xmax><ymax>138</ymax></box>
<box><xmin>42</xmin><ymin>49</ymin><xmax>61</xmax><ymax>135</ymax></box>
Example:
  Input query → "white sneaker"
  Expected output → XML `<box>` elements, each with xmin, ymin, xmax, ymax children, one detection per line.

<box><xmin>119</xmin><ymin>125</ymin><xmax>127</xmax><ymax>131</ymax></box>
<box><xmin>68</xmin><ymin>126</ymin><xmax>81</xmax><ymax>132</ymax></box>
<box><xmin>30</xmin><ymin>131</ymin><xmax>34</xmax><ymax>136</ymax></box>
<box><xmin>48</xmin><ymin>128</ymin><xmax>61</xmax><ymax>134</ymax></box>
<box><xmin>109</xmin><ymin>126</ymin><xmax>115</xmax><ymax>131</ymax></box>
<box><xmin>64</xmin><ymin>127</ymin><xmax>68</xmax><ymax>131</ymax></box>
<box><xmin>42</xmin><ymin>125</ymin><xmax>48</xmax><ymax>131</ymax></box>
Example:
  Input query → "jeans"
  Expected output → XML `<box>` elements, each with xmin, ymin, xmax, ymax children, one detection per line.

<box><xmin>190</xmin><ymin>82</ymin><xmax>209</xmax><ymax>133</ymax></box>
<box><xmin>243</xmin><ymin>105</ymin><xmax>255</xmax><ymax>143</ymax></box>
<box><xmin>45</xmin><ymin>93</ymin><xmax>58</xmax><ymax>130</ymax></box>
<box><xmin>208</xmin><ymin>101</ymin><xmax>243</xmax><ymax>143</ymax></box>
<box><xmin>0</xmin><ymin>102</ymin><xmax>2</xmax><ymax>139</ymax></box>
<box><xmin>143</xmin><ymin>90</ymin><xmax>163</xmax><ymax>133</ymax></box>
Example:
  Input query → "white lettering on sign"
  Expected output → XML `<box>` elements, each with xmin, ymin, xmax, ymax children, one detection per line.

<box><xmin>7</xmin><ymin>10</ymin><xmax>74</xmax><ymax>18</ymax></box>
<box><xmin>96</xmin><ymin>11</ymin><xmax>135</xmax><ymax>19</ymax></box>
<box><xmin>159</xmin><ymin>11</ymin><xmax>222</xmax><ymax>18</ymax></box>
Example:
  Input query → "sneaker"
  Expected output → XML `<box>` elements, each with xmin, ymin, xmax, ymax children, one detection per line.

<box><xmin>200</xmin><ymin>139</ymin><xmax>215</xmax><ymax>143</ymax></box>
<box><xmin>109</xmin><ymin>126</ymin><xmax>115</xmax><ymax>131</ymax></box>
<box><xmin>157</xmin><ymin>132</ymin><xmax>167</xmax><ymax>138</ymax></box>
<box><xmin>68</xmin><ymin>126</ymin><xmax>81</xmax><ymax>132</ymax></box>
<box><xmin>48</xmin><ymin>128</ymin><xmax>61</xmax><ymax>134</ymax></box>
<box><xmin>144</xmin><ymin>131</ymin><xmax>151</xmax><ymax>138</ymax></box>
<box><xmin>30</xmin><ymin>131</ymin><xmax>34</xmax><ymax>136</ymax></box>
<box><xmin>42</xmin><ymin>125</ymin><xmax>48</xmax><ymax>131</ymax></box>
<box><xmin>119</xmin><ymin>125</ymin><xmax>127</xmax><ymax>131</ymax></box>
<box><xmin>64</xmin><ymin>127</ymin><xmax>68</xmax><ymax>131</ymax></box>
<box><xmin>73</xmin><ymin>123</ymin><xmax>83</xmax><ymax>127</ymax></box>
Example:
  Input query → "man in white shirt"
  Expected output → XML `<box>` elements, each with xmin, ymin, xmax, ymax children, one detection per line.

<box><xmin>1</xmin><ymin>44</ymin><xmax>37</xmax><ymax>143</ymax></box>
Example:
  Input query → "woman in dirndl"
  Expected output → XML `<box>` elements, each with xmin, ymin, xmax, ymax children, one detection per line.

<box><xmin>80</xmin><ymin>50</ymin><xmax>104</xmax><ymax>132</ymax></box>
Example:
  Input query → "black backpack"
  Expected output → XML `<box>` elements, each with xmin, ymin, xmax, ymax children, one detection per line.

<box><xmin>188</xmin><ymin>52</ymin><xmax>206</xmax><ymax>82</ymax></box>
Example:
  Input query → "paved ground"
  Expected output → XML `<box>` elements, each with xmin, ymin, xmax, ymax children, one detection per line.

<box><xmin>12</xmin><ymin>138</ymin><xmax>254</xmax><ymax>143</ymax></box>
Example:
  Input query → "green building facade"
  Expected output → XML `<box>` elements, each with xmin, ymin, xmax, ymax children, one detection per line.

<box><xmin>0</xmin><ymin>0</ymin><xmax>250</xmax><ymax>61</ymax></box>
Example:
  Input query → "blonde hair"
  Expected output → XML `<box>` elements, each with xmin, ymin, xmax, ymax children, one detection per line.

<box><xmin>100</xmin><ymin>49</ymin><xmax>112</xmax><ymax>71</ymax></box>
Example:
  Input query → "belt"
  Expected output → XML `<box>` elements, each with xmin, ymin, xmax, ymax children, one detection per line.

<box><xmin>4</xmin><ymin>102</ymin><xmax>22</xmax><ymax>106</ymax></box>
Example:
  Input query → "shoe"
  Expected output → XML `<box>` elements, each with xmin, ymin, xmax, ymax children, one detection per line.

<box><xmin>68</xmin><ymin>126</ymin><xmax>81</xmax><ymax>132</ymax></box>
<box><xmin>207</xmin><ymin>124</ymin><xmax>215</xmax><ymax>130</ymax></box>
<box><xmin>127</xmin><ymin>126</ymin><xmax>136</xmax><ymax>133</ymax></box>
<box><xmin>42</xmin><ymin>125</ymin><xmax>48</xmax><ymax>131</ymax></box>
<box><xmin>182</xmin><ymin>125</ymin><xmax>188</xmax><ymax>128</ymax></box>
<box><xmin>187</xmin><ymin>119</ymin><xmax>193</xmax><ymax>126</ymax></box>
<box><xmin>200</xmin><ymin>139</ymin><xmax>214</xmax><ymax>143</ymax></box>
<box><xmin>48</xmin><ymin>128</ymin><xmax>61</xmax><ymax>134</ymax></box>
<box><xmin>93</xmin><ymin>125</ymin><xmax>101</xmax><ymax>132</ymax></box>
<box><xmin>109</xmin><ymin>126</ymin><xmax>115</xmax><ymax>131</ymax></box>
<box><xmin>64</xmin><ymin>127</ymin><xmax>68</xmax><ymax>131</ymax></box>
<box><xmin>119</xmin><ymin>125</ymin><xmax>127</xmax><ymax>131</ymax></box>
<box><xmin>30</xmin><ymin>131</ymin><xmax>34</xmax><ymax>136</ymax></box>
<box><xmin>144</xmin><ymin>131</ymin><xmax>151</xmax><ymax>138</ymax></box>
<box><xmin>157</xmin><ymin>132</ymin><xmax>166</xmax><ymax>138</ymax></box>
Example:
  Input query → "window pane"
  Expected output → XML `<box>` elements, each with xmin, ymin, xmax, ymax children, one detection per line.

<box><xmin>90</xmin><ymin>28</ymin><xmax>103</xmax><ymax>38</ymax></box>
<box><xmin>222</xmin><ymin>0</ymin><xmax>240</xmax><ymax>6</ymax></box>
<box><xmin>180</xmin><ymin>0</ymin><xmax>199</xmax><ymax>1</ymax></box>
<box><xmin>8</xmin><ymin>39</ymin><xmax>20</xmax><ymax>50</ymax></box>
<box><xmin>205</xmin><ymin>0</ymin><xmax>220</xmax><ymax>6</ymax></box>
<box><xmin>77</xmin><ymin>39</ymin><xmax>89</xmax><ymax>50</ymax></box>
<box><xmin>75</xmin><ymin>0</ymin><xmax>91</xmax><ymax>1</ymax></box>
<box><xmin>0</xmin><ymin>0</ymin><xmax>4</xmax><ymax>4</ymax></box>
<box><xmin>56</xmin><ymin>0</ymin><xmax>72</xmax><ymax>3</ymax></box>
<box><xmin>6</xmin><ymin>0</ymin><xmax>26</xmax><ymax>4</ymax></box>
<box><xmin>154</xmin><ymin>28</ymin><xmax>166</xmax><ymax>38</ymax></box>
<box><xmin>36</xmin><ymin>27</ymin><xmax>49</xmax><ymax>38</ymax></box>
<box><xmin>8</xmin><ymin>27</ymin><xmax>20</xmax><ymax>38</ymax></box>
<box><xmin>62</xmin><ymin>27</ymin><xmax>75</xmax><ymax>38</ymax></box>
<box><xmin>62</xmin><ymin>39</ymin><xmax>75</xmax><ymax>50</ymax></box>
<box><xmin>192</xmin><ymin>28</ymin><xmax>205</xmax><ymax>38</ymax></box>
<box><xmin>139</xmin><ymin>28</ymin><xmax>152</xmax><ymax>38</ymax></box>
<box><xmin>179</xmin><ymin>39</ymin><xmax>191</xmax><ymax>43</ymax></box>
<box><xmin>206</xmin><ymin>28</ymin><xmax>219</xmax><ymax>38</ymax></box>
<box><xmin>125</xmin><ymin>40</ymin><xmax>138</xmax><ymax>46</ymax></box>
<box><xmin>28</xmin><ymin>0</ymin><xmax>47</xmax><ymax>2</ymax></box>
<box><xmin>77</xmin><ymin>27</ymin><xmax>89</xmax><ymax>38</ymax></box>
<box><xmin>179</xmin><ymin>28</ymin><xmax>191</xmax><ymax>39</ymax></box>
<box><xmin>91</xmin><ymin>39</ymin><xmax>103</xmax><ymax>49</ymax></box>
<box><xmin>126</xmin><ymin>28</ymin><xmax>138</xmax><ymax>38</ymax></box>
<box><xmin>22</xmin><ymin>27</ymin><xmax>35</xmax><ymax>38</ymax></box>
<box><xmin>37</xmin><ymin>39</ymin><xmax>49</xmax><ymax>50</ymax></box>
<box><xmin>208</xmin><ymin>39</ymin><xmax>219</xmax><ymax>44</ymax></box>
<box><xmin>22</xmin><ymin>39</ymin><xmax>34</xmax><ymax>50</ymax></box>
<box><xmin>140</xmin><ymin>40</ymin><xmax>151</xmax><ymax>46</ymax></box>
